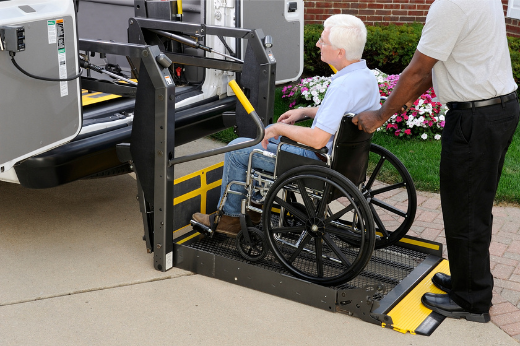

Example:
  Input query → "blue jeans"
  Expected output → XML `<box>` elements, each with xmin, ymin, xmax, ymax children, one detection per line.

<box><xmin>219</xmin><ymin>135</ymin><xmax>319</xmax><ymax>217</ymax></box>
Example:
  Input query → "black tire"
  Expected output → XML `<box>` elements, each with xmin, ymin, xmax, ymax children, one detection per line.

<box><xmin>363</xmin><ymin>144</ymin><xmax>417</xmax><ymax>249</ymax></box>
<box><xmin>263</xmin><ymin>165</ymin><xmax>375</xmax><ymax>286</ymax></box>
<box><xmin>236</xmin><ymin>227</ymin><xmax>268</xmax><ymax>262</ymax></box>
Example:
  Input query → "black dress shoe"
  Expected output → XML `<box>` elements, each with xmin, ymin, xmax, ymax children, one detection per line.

<box><xmin>421</xmin><ymin>293</ymin><xmax>490</xmax><ymax>323</ymax></box>
<box><xmin>432</xmin><ymin>272</ymin><xmax>451</xmax><ymax>292</ymax></box>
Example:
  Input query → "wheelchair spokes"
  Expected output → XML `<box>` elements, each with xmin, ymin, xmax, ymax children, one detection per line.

<box><xmin>236</xmin><ymin>227</ymin><xmax>268</xmax><ymax>262</ymax></box>
<box><xmin>263</xmin><ymin>166</ymin><xmax>375</xmax><ymax>286</ymax></box>
<box><xmin>363</xmin><ymin>144</ymin><xmax>417</xmax><ymax>249</ymax></box>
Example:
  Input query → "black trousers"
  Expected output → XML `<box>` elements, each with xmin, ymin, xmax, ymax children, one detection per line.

<box><xmin>440</xmin><ymin>98</ymin><xmax>519</xmax><ymax>313</ymax></box>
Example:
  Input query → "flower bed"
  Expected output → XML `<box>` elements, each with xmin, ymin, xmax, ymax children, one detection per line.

<box><xmin>282</xmin><ymin>70</ymin><xmax>447</xmax><ymax>140</ymax></box>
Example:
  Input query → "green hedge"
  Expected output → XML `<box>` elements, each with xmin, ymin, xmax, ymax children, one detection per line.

<box><xmin>364</xmin><ymin>23</ymin><xmax>423</xmax><ymax>74</ymax></box>
<box><xmin>508</xmin><ymin>36</ymin><xmax>520</xmax><ymax>86</ymax></box>
<box><xmin>303</xmin><ymin>23</ymin><xmax>422</xmax><ymax>76</ymax></box>
<box><xmin>304</xmin><ymin>23</ymin><xmax>520</xmax><ymax>86</ymax></box>
<box><xmin>303</xmin><ymin>24</ymin><xmax>330</xmax><ymax>77</ymax></box>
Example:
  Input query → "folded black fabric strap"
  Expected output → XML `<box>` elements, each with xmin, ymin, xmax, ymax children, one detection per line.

<box><xmin>447</xmin><ymin>91</ymin><xmax>518</xmax><ymax>110</ymax></box>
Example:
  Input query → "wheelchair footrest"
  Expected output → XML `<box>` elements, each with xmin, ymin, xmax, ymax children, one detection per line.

<box><xmin>190</xmin><ymin>219</ymin><xmax>215</xmax><ymax>237</ymax></box>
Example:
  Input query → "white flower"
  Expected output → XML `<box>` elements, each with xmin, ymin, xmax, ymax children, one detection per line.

<box><xmin>434</xmin><ymin>134</ymin><xmax>441</xmax><ymax>140</ymax></box>
<box><xmin>439</xmin><ymin>114</ymin><xmax>445</xmax><ymax>121</ymax></box>
<box><xmin>421</xmin><ymin>133</ymin><xmax>428</xmax><ymax>140</ymax></box>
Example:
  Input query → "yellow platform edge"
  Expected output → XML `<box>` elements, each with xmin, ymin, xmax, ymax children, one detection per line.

<box><xmin>386</xmin><ymin>259</ymin><xmax>450</xmax><ymax>334</ymax></box>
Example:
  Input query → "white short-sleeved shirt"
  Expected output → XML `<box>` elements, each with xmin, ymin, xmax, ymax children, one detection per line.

<box><xmin>311</xmin><ymin>60</ymin><xmax>381</xmax><ymax>152</ymax></box>
<box><xmin>417</xmin><ymin>0</ymin><xmax>517</xmax><ymax>104</ymax></box>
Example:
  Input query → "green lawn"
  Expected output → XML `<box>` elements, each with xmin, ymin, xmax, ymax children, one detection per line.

<box><xmin>211</xmin><ymin>87</ymin><xmax>520</xmax><ymax>205</ymax></box>
<box><xmin>369</xmin><ymin>123</ymin><xmax>520</xmax><ymax>205</ymax></box>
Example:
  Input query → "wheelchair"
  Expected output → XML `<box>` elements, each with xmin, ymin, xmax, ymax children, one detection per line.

<box><xmin>191</xmin><ymin>113</ymin><xmax>417</xmax><ymax>286</ymax></box>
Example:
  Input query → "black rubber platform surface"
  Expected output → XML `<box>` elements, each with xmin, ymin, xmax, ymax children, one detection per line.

<box><xmin>185</xmin><ymin>233</ymin><xmax>428</xmax><ymax>299</ymax></box>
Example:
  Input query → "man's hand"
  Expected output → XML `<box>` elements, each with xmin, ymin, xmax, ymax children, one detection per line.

<box><xmin>277</xmin><ymin>109</ymin><xmax>305</xmax><ymax>125</ymax></box>
<box><xmin>352</xmin><ymin>110</ymin><xmax>386</xmax><ymax>134</ymax></box>
<box><xmin>261</xmin><ymin>124</ymin><xmax>281</xmax><ymax>149</ymax></box>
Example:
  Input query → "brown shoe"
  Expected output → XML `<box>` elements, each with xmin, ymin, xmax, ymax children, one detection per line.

<box><xmin>192</xmin><ymin>213</ymin><xmax>241</xmax><ymax>237</ymax></box>
<box><xmin>215</xmin><ymin>215</ymin><xmax>242</xmax><ymax>236</ymax></box>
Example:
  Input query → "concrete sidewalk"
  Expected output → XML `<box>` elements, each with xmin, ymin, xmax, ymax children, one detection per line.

<box><xmin>0</xmin><ymin>138</ymin><xmax>518</xmax><ymax>345</ymax></box>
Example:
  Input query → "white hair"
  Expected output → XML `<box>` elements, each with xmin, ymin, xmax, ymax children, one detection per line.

<box><xmin>324</xmin><ymin>14</ymin><xmax>367</xmax><ymax>61</ymax></box>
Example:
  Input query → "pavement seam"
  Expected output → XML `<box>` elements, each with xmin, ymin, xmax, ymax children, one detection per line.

<box><xmin>0</xmin><ymin>272</ymin><xmax>196</xmax><ymax>307</ymax></box>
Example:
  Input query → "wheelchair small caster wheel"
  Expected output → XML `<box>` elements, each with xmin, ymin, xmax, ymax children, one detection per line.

<box><xmin>236</xmin><ymin>227</ymin><xmax>268</xmax><ymax>262</ymax></box>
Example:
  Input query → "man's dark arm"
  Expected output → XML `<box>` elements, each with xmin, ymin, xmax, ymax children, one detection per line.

<box><xmin>352</xmin><ymin>50</ymin><xmax>438</xmax><ymax>133</ymax></box>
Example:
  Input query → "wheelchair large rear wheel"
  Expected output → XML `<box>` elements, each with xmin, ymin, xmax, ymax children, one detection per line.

<box><xmin>263</xmin><ymin>165</ymin><xmax>375</xmax><ymax>286</ymax></box>
<box><xmin>363</xmin><ymin>144</ymin><xmax>417</xmax><ymax>249</ymax></box>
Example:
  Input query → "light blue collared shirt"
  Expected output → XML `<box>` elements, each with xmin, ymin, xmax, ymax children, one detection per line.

<box><xmin>311</xmin><ymin>60</ymin><xmax>381</xmax><ymax>152</ymax></box>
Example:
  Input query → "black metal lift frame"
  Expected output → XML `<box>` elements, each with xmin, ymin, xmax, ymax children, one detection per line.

<box><xmin>80</xmin><ymin>17</ymin><xmax>277</xmax><ymax>272</ymax></box>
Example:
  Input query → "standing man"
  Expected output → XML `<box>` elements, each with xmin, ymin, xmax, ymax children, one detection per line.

<box><xmin>353</xmin><ymin>0</ymin><xmax>519</xmax><ymax>323</ymax></box>
<box><xmin>192</xmin><ymin>14</ymin><xmax>380</xmax><ymax>236</ymax></box>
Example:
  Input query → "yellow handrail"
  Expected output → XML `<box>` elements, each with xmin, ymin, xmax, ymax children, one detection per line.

<box><xmin>229</xmin><ymin>80</ymin><xmax>255</xmax><ymax>114</ymax></box>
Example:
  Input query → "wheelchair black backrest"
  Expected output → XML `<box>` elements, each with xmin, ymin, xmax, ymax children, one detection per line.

<box><xmin>275</xmin><ymin>113</ymin><xmax>373</xmax><ymax>190</ymax></box>
<box><xmin>330</xmin><ymin>114</ymin><xmax>373</xmax><ymax>187</ymax></box>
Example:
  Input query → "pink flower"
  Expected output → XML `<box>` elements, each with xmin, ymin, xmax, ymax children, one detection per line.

<box><xmin>404</xmin><ymin>129</ymin><xmax>411</xmax><ymax>135</ymax></box>
<box><xmin>440</xmin><ymin>121</ymin><xmax>445</xmax><ymax>128</ymax></box>
<box><xmin>396</xmin><ymin>116</ymin><xmax>402</xmax><ymax>123</ymax></box>
<box><xmin>289</xmin><ymin>101</ymin><xmax>296</xmax><ymax>108</ymax></box>
<box><xmin>395</xmin><ymin>130</ymin><xmax>400</xmax><ymax>136</ymax></box>
<box><xmin>404</xmin><ymin>115</ymin><xmax>409</xmax><ymax>120</ymax></box>
<box><xmin>386</xmin><ymin>124</ymin><xmax>394</xmax><ymax>130</ymax></box>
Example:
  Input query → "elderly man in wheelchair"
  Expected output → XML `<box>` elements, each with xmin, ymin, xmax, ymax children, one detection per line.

<box><xmin>192</xmin><ymin>14</ymin><xmax>411</xmax><ymax>285</ymax></box>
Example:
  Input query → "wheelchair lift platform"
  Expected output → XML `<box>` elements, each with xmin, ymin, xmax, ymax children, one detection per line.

<box><xmin>170</xmin><ymin>162</ymin><xmax>449</xmax><ymax>336</ymax></box>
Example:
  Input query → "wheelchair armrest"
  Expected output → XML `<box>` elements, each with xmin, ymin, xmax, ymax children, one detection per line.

<box><xmin>294</xmin><ymin>115</ymin><xmax>312</xmax><ymax>124</ymax></box>
<box><xmin>279</xmin><ymin>136</ymin><xmax>328</xmax><ymax>154</ymax></box>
